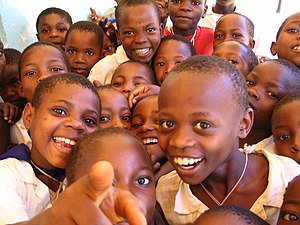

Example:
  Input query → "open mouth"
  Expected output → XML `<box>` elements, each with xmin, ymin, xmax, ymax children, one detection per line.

<box><xmin>53</xmin><ymin>136</ymin><xmax>77</xmax><ymax>150</ymax></box>
<box><xmin>293</xmin><ymin>45</ymin><xmax>300</xmax><ymax>51</ymax></box>
<box><xmin>143</xmin><ymin>137</ymin><xmax>158</xmax><ymax>145</ymax></box>
<box><xmin>72</xmin><ymin>68</ymin><xmax>87</xmax><ymax>74</ymax></box>
<box><xmin>173</xmin><ymin>157</ymin><xmax>203</xmax><ymax>170</ymax></box>
<box><xmin>134</xmin><ymin>48</ymin><xmax>150</xmax><ymax>56</ymax></box>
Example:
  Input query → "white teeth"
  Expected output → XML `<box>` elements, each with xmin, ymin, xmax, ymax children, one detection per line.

<box><xmin>135</xmin><ymin>48</ymin><xmax>150</xmax><ymax>54</ymax></box>
<box><xmin>53</xmin><ymin>137</ymin><xmax>77</xmax><ymax>146</ymax></box>
<box><xmin>173</xmin><ymin>157</ymin><xmax>202</xmax><ymax>166</ymax></box>
<box><xmin>143</xmin><ymin>138</ymin><xmax>158</xmax><ymax>145</ymax></box>
<box><xmin>293</xmin><ymin>45</ymin><xmax>300</xmax><ymax>50</ymax></box>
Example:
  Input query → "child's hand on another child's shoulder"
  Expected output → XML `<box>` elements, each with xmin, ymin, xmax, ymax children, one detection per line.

<box><xmin>128</xmin><ymin>84</ymin><xmax>160</xmax><ymax>108</ymax></box>
<box><xmin>0</xmin><ymin>102</ymin><xmax>22</xmax><ymax>124</ymax></box>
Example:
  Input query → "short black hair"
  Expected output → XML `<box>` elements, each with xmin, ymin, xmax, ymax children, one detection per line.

<box><xmin>162</xmin><ymin>55</ymin><xmax>249</xmax><ymax>112</ymax></box>
<box><xmin>115</xmin><ymin>0</ymin><xmax>161</xmax><ymax>29</ymax></box>
<box><xmin>112</xmin><ymin>60</ymin><xmax>157</xmax><ymax>85</ymax></box>
<box><xmin>195</xmin><ymin>205</ymin><xmax>269</xmax><ymax>225</ymax></box>
<box><xmin>214</xmin><ymin>40</ymin><xmax>258</xmax><ymax>74</ymax></box>
<box><xmin>155</xmin><ymin>34</ymin><xmax>196</xmax><ymax>58</ymax></box>
<box><xmin>66</xmin><ymin>127</ymin><xmax>146</xmax><ymax>185</ymax></box>
<box><xmin>32</xmin><ymin>73</ymin><xmax>100</xmax><ymax>111</ymax></box>
<box><xmin>4</xmin><ymin>48</ymin><xmax>21</xmax><ymax>65</ymax></box>
<box><xmin>36</xmin><ymin>7</ymin><xmax>72</xmax><ymax>32</ymax></box>
<box><xmin>65</xmin><ymin>21</ymin><xmax>104</xmax><ymax>50</ymax></box>
<box><xmin>19</xmin><ymin>41</ymin><xmax>71</xmax><ymax>80</ymax></box>
<box><xmin>217</xmin><ymin>12</ymin><xmax>255</xmax><ymax>39</ymax></box>
<box><xmin>272</xmin><ymin>90</ymin><xmax>300</xmax><ymax>124</ymax></box>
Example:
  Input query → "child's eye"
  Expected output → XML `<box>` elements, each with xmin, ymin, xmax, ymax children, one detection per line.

<box><xmin>105</xmin><ymin>45</ymin><xmax>112</xmax><ymax>52</ymax></box>
<box><xmin>100</xmin><ymin>116</ymin><xmax>110</xmax><ymax>122</ymax></box>
<box><xmin>282</xmin><ymin>211</ymin><xmax>300</xmax><ymax>221</ymax></box>
<box><xmin>214</xmin><ymin>33</ymin><xmax>223</xmax><ymax>40</ymax></box>
<box><xmin>42</xmin><ymin>29</ymin><xmax>49</xmax><ymax>33</ymax></box>
<box><xmin>279</xmin><ymin>134</ymin><xmax>290</xmax><ymax>141</ymax></box>
<box><xmin>112</xmin><ymin>82</ymin><xmax>123</xmax><ymax>87</ymax></box>
<box><xmin>11</xmin><ymin>79</ymin><xmax>20</xmax><ymax>87</ymax></box>
<box><xmin>229</xmin><ymin>59</ymin><xmax>238</xmax><ymax>65</ymax></box>
<box><xmin>25</xmin><ymin>71</ymin><xmax>37</xmax><ymax>77</ymax></box>
<box><xmin>160</xmin><ymin>120</ymin><xmax>174</xmax><ymax>129</ymax></box>
<box><xmin>67</xmin><ymin>49</ymin><xmax>76</xmax><ymax>54</ymax></box>
<box><xmin>154</xmin><ymin>119</ymin><xmax>159</xmax><ymax>125</ymax></box>
<box><xmin>175</xmin><ymin>61</ymin><xmax>183</xmax><ymax>65</ymax></box>
<box><xmin>192</xmin><ymin>1</ymin><xmax>201</xmax><ymax>5</ymax></box>
<box><xmin>287</xmin><ymin>28</ymin><xmax>299</xmax><ymax>33</ymax></box>
<box><xmin>171</xmin><ymin>0</ymin><xmax>181</xmax><ymax>3</ymax></box>
<box><xmin>267</xmin><ymin>91</ymin><xmax>278</xmax><ymax>99</ymax></box>
<box><xmin>246</xmin><ymin>80</ymin><xmax>254</xmax><ymax>86</ymax></box>
<box><xmin>156</xmin><ymin>61</ymin><xmax>165</xmax><ymax>67</ymax></box>
<box><xmin>87</xmin><ymin>51</ymin><xmax>94</xmax><ymax>56</ymax></box>
<box><xmin>195</xmin><ymin>121</ymin><xmax>211</xmax><ymax>130</ymax></box>
<box><xmin>124</xmin><ymin>31</ymin><xmax>134</xmax><ymax>36</ymax></box>
<box><xmin>134</xmin><ymin>82</ymin><xmax>143</xmax><ymax>87</ymax></box>
<box><xmin>84</xmin><ymin>118</ymin><xmax>97</xmax><ymax>126</ymax></box>
<box><xmin>122</xmin><ymin>115</ymin><xmax>131</xmax><ymax>121</ymax></box>
<box><xmin>136</xmin><ymin>177</ymin><xmax>150</xmax><ymax>185</ymax></box>
<box><xmin>233</xmin><ymin>33</ymin><xmax>243</xmax><ymax>38</ymax></box>
<box><xmin>147</xmin><ymin>28</ymin><xmax>156</xmax><ymax>33</ymax></box>
<box><xmin>53</xmin><ymin>108</ymin><xmax>67</xmax><ymax>115</ymax></box>
<box><xmin>58</xmin><ymin>28</ymin><xmax>67</xmax><ymax>32</ymax></box>
<box><xmin>50</xmin><ymin>67</ymin><xmax>63</xmax><ymax>72</ymax></box>
<box><xmin>132</xmin><ymin>122</ymin><xmax>143</xmax><ymax>129</ymax></box>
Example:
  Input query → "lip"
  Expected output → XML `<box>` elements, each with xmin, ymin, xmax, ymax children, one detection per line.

<box><xmin>171</xmin><ymin>156</ymin><xmax>204</xmax><ymax>177</ymax></box>
<box><xmin>248</xmin><ymin>99</ymin><xmax>257</xmax><ymax>111</ymax></box>
<box><xmin>175</xmin><ymin>15</ymin><xmax>192</xmax><ymax>20</ymax></box>
<box><xmin>71</xmin><ymin>68</ymin><xmax>87</xmax><ymax>75</ymax></box>
<box><xmin>142</xmin><ymin>136</ymin><xmax>158</xmax><ymax>145</ymax></box>
<box><xmin>52</xmin><ymin>136</ymin><xmax>78</xmax><ymax>155</ymax></box>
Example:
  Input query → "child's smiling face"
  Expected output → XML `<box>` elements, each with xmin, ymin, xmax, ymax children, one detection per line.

<box><xmin>271</xmin><ymin>12</ymin><xmax>300</xmax><ymax>68</ymax></box>
<box><xmin>117</xmin><ymin>4</ymin><xmax>162</xmax><ymax>63</ymax></box>
<box><xmin>24</xmin><ymin>83</ymin><xmax>100</xmax><ymax>169</ymax></box>
<box><xmin>158</xmin><ymin>71</ymin><xmax>249</xmax><ymax>185</ymax></box>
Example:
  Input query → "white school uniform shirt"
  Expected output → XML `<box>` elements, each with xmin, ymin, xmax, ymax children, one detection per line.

<box><xmin>0</xmin><ymin>158</ymin><xmax>51</xmax><ymax>224</ymax></box>
<box><xmin>156</xmin><ymin>149</ymin><xmax>300</xmax><ymax>225</ymax></box>
<box><xmin>88</xmin><ymin>45</ymin><xmax>129</xmax><ymax>85</ymax></box>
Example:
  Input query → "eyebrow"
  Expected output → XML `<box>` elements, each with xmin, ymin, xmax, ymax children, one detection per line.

<box><xmin>283</xmin><ymin>200</ymin><xmax>300</xmax><ymax>206</ymax></box>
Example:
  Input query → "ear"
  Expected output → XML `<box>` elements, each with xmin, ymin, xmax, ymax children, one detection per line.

<box><xmin>159</xmin><ymin>22</ymin><xmax>164</xmax><ymax>38</ymax></box>
<box><xmin>270</xmin><ymin>41</ymin><xmax>278</xmax><ymax>56</ymax></box>
<box><xmin>238</xmin><ymin>107</ymin><xmax>254</xmax><ymax>139</ymax></box>
<box><xmin>116</xmin><ymin>29</ymin><xmax>121</xmax><ymax>45</ymax></box>
<box><xmin>249</xmin><ymin>39</ymin><xmax>255</xmax><ymax>49</ymax></box>
<box><xmin>202</xmin><ymin>4</ymin><xmax>208</xmax><ymax>18</ymax></box>
<box><xmin>23</xmin><ymin>102</ymin><xmax>35</xmax><ymax>130</ymax></box>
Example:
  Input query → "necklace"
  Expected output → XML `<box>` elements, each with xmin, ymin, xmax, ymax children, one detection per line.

<box><xmin>30</xmin><ymin>159</ymin><xmax>62</xmax><ymax>183</ymax></box>
<box><xmin>200</xmin><ymin>153</ymin><xmax>248</xmax><ymax>206</ymax></box>
<box><xmin>170</xmin><ymin>27</ymin><xmax>197</xmax><ymax>46</ymax></box>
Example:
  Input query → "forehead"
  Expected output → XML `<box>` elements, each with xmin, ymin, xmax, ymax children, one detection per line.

<box><xmin>273</xmin><ymin>100</ymin><xmax>300</xmax><ymax>119</ymax></box>
<box><xmin>158</xmin><ymin>40</ymin><xmax>191</xmax><ymax>56</ymax></box>
<box><xmin>217</xmin><ymin>14</ymin><xmax>248</xmax><ymax>30</ymax></box>
<box><xmin>214</xmin><ymin>42</ymin><xmax>246</xmax><ymax>56</ymax></box>
<box><xmin>114</xmin><ymin>63</ymin><xmax>152</xmax><ymax>78</ymax></box>
<box><xmin>88</xmin><ymin>135</ymin><xmax>150</xmax><ymax>166</ymax></box>
<box><xmin>39</xmin><ymin>13</ymin><xmax>68</xmax><ymax>25</ymax></box>
<box><xmin>284</xmin><ymin>177</ymin><xmax>300</xmax><ymax>200</ymax></box>
<box><xmin>66</xmin><ymin>30</ymin><xmax>99</xmax><ymax>45</ymax></box>
<box><xmin>23</xmin><ymin>45</ymin><xmax>62</xmax><ymax>61</ymax></box>
<box><xmin>134</xmin><ymin>96</ymin><xmax>158</xmax><ymax>112</ymax></box>
<box><xmin>118</xmin><ymin>4</ymin><xmax>160</xmax><ymax>26</ymax></box>
<box><xmin>99</xmin><ymin>88</ymin><xmax>128</xmax><ymax>104</ymax></box>
<box><xmin>284</xmin><ymin>12</ymin><xmax>300</xmax><ymax>27</ymax></box>
<box><xmin>195</xmin><ymin>212</ymin><xmax>240</xmax><ymax>225</ymax></box>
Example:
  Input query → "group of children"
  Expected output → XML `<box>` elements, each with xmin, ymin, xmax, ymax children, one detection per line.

<box><xmin>0</xmin><ymin>0</ymin><xmax>300</xmax><ymax>225</ymax></box>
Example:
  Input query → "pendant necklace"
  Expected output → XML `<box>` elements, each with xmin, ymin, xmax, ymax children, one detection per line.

<box><xmin>200</xmin><ymin>153</ymin><xmax>248</xmax><ymax>206</ymax></box>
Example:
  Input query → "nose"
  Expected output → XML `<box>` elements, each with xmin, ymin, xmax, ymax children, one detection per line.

<box><xmin>121</xmin><ymin>85</ymin><xmax>132</xmax><ymax>95</ymax></box>
<box><xmin>49</xmin><ymin>29</ymin><xmax>59</xmax><ymax>38</ymax></box>
<box><xmin>112</xmin><ymin>117</ymin><xmax>127</xmax><ymax>128</ymax></box>
<box><xmin>291</xmin><ymin>135</ymin><xmax>300</xmax><ymax>152</ymax></box>
<box><xmin>64</xmin><ymin>117</ymin><xmax>85</xmax><ymax>132</ymax></box>
<box><xmin>248</xmin><ymin>88</ymin><xmax>260</xmax><ymax>100</ymax></box>
<box><xmin>141</xmin><ymin>122</ymin><xmax>155</xmax><ymax>133</ymax></box>
<box><xmin>37</xmin><ymin>72</ymin><xmax>51</xmax><ymax>83</ymax></box>
<box><xmin>134</xmin><ymin>31</ymin><xmax>147</xmax><ymax>43</ymax></box>
<box><xmin>163</xmin><ymin>62</ymin><xmax>174</xmax><ymax>76</ymax></box>
<box><xmin>169</xmin><ymin>126</ymin><xmax>196</xmax><ymax>150</ymax></box>
<box><xmin>179</xmin><ymin>2</ymin><xmax>192</xmax><ymax>12</ymax></box>
<box><xmin>74</xmin><ymin>52</ymin><xmax>86</xmax><ymax>64</ymax></box>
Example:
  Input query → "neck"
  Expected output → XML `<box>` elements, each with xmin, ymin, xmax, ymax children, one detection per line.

<box><xmin>213</xmin><ymin>3</ymin><xmax>236</xmax><ymax>14</ymax></box>
<box><xmin>171</xmin><ymin>26</ymin><xmax>197</xmax><ymax>37</ymax></box>
<box><xmin>200</xmin><ymin>150</ymin><xmax>245</xmax><ymax>189</ymax></box>
<box><xmin>240</xmin><ymin>127</ymin><xmax>272</xmax><ymax>148</ymax></box>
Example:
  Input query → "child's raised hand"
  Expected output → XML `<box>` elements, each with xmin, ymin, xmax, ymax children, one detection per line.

<box><xmin>0</xmin><ymin>102</ymin><xmax>22</xmax><ymax>124</ymax></box>
<box><xmin>20</xmin><ymin>161</ymin><xmax>147</xmax><ymax>225</ymax></box>
<box><xmin>89</xmin><ymin>7</ymin><xmax>101</xmax><ymax>25</ymax></box>
<box><xmin>128</xmin><ymin>84</ymin><xmax>160</xmax><ymax>109</ymax></box>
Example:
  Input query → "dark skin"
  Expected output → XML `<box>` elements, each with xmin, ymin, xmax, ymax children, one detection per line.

<box><xmin>240</xmin><ymin>128</ymin><xmax>271</xmax><ymax>148</ymax></box>
<box><xmin>190</xmin><ymin>151</ymin><xmax>269</xmax><ymax>209</ymax></box>
<box><xmin>213</xmin><ymin>1</ymin><xmax>236</xmax><ymax>14</ymax></box>
<box><xmin>0</xmin><ymin>115</ymin><xmax>10</xmax><ymax>154</ymax></box>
